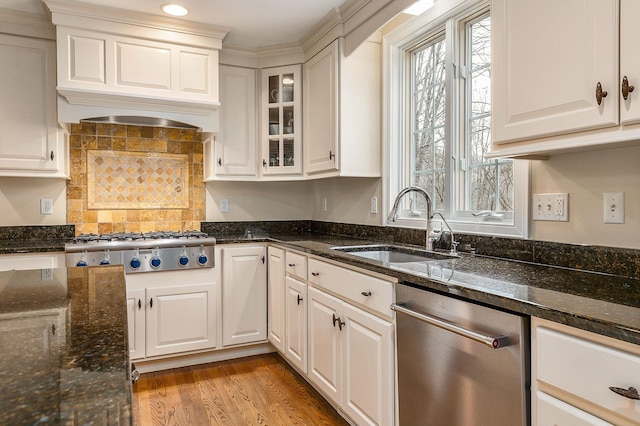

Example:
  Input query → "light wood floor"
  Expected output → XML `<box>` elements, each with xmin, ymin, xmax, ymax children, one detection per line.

<box><xmin>132</xmin><ymin>353</ymin><xmax>349</xmax><ymax>425</ymax></box>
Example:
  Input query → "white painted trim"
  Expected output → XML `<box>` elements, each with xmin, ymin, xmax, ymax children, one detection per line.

<box><xmin>0</xmin><ymin>8</ymin><xmax>56</xmax><ymax>40</ymax></box>
<box><xmin>134</xmin><ymin>342</ymin><xmax>274</xmax><ymax>373</ymax></box>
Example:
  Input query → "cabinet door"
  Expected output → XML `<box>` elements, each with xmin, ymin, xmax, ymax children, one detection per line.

<box><xmin>341</xmin><ymin>303</ymin><xmax>394</xmax><ymax>426</ymax></box>
<box><xmin>216</xmin><ymin>65</ymin><xmax>257</xmax><ymax>176</ymax></box>
<box><xmin>304</xmin><ymin>41</ymin><xmax>339</xmax><ymax>174</ymax></box>
<box><xmin>126</xmin><ymin>288</ymin><xmax>145</xmax><ymax>360</ymax></box>
<box><xmin>492</xmin><ymin>0</ymin><xmax>618</xmax><ymax>144</ymax></box>
<box><xmin>221</xmin><ymin>246</ymin><xmax>267</xmax><ymax>346</ymax></box>
<box><xmin>285</xmin><ymin>276</ymin><xmax>307</xmax><ymax>373</ymax></box>
<box><xmin>620</xmin><ymin>0</ymin><xmax>640</xmax><ymax>125</ymax></box>
<box><xmin>0</xmin><ymin>35</ymin><xmax>60</xmax><ymax>173</ymax></box>
<box><xmin>261</xmin><ymin>66</ymin><xmax>302</xmax><ymax>176</ymax></box>
<box><xmin>146</xmin><ymin>283</ymin><xmax>217</xmax><ymax>357</ymax></box>
<box><xmin>267</xmin><ymin>246</ymin><xmax>285</xmax><ymax>352</ymax></box>
<box><xmin>307</xmin><ymin>287</ymin><xmax>342</xmax><ymax>404</ymax></box>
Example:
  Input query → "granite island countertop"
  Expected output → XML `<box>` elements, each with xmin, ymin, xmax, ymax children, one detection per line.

<box><xmin>0</xmin><ymin>266</ymin><xmax>131</xmax><ymax>425</ymax></box>
<box><xmin>216</xmin><ymin>232</ymin><xmax>640</xmax><ymax>347</ymax></box>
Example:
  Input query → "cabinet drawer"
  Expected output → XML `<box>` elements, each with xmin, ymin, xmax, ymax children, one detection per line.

<box><xmin>285</xmin><ymin>251</ymin><xmax>307</xmax><ymax>280</ymax></box>
<box><xmin>308</xmin><ymin>258</ymin><xmax>393</xmax><ymax>318</ymax></box>
<box><xmin>536</xmin><ymin>326</ymin><xmax>640</xmax><ymax>424</ymax></box>
<box><xmin>536</xmin><ymin>391</ymin><xmax>613</xmax><ymax>426</ymax></box>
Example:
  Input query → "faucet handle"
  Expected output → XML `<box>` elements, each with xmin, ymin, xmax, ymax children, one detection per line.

<box><xmin>450</xmin><ymin>240</ymin><xmax>460</xmax><ymax>255</ymax></box>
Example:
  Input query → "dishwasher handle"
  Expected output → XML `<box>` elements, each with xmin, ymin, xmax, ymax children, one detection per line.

<box><xmin>391</xmin><ymin>302</ymin><xmax>511</xmax><ymax>349</ymax></box>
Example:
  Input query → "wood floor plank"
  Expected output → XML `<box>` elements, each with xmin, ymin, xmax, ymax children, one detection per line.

<box><xmin>133</xmin><ymin>353</ymin><xmax>349</xmax><ymax>426</ymax></box>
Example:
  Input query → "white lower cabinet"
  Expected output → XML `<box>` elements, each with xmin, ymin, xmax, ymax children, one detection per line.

<box><xmin>532</xmin><ymin>317</ymin><xmax>640</xmax><ymax>425</ymax></box>
<box><xmin>284</xmin><ymin>275</ymin><xmax>307</xmax><ymax>373</ymax></box>
<box><xmin>0</xmin><ymin>252</ymin><xmax>65</xmax><ymax>271</ymax></box>
<box><xmin>267</xmin><ymin>247</ymin><xmax>396</xmax><ymax>426</ymax></box>
<box><xmin>308</xmin><ymin>286</ymin><xmax>394</xmax><ymax>426</ymax></box>
<box><xmin>221</xmin><ymin>245</ymin><xmax>267</xmax><ymax>346</ymax></box>
<box><xmin>126</xmin><ymin>268</ymin><xmax>217</xmax><ymax>361</ymax></box>
<box><xmin>267</xmin><ymin>247</ymin><xmax>286</xmax><ymax>352</ymax></box>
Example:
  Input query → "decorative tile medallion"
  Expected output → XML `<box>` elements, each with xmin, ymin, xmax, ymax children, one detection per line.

<box><xmin>87</xmin><ymin>150</ymin><xmax>190</xmax><ymax>209</ymax></box>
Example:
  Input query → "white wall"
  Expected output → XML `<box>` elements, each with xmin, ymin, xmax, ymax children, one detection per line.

<box><xmin>205</xmin><ymin>180</ymin><xmax>312</xmax><ymax>221</ymax></box>
<box><xmin>0</xmin><ymin>177</ymin><xmax>67</xmax><ymax>225</ymax></box>
<box><xmin>310</xmin><ymin>177</ymin><xmax>383</xmax><ymax>226</ymax></box>
<box><xmin>530</xmin><ymin>145</ymin><xmax>640</xmax><ymax>249</ymax></box>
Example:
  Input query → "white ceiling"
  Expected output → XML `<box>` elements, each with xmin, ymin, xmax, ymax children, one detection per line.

<box><xmin>0</xmin><ymin>0</ymin><xmax>347</xmax><ymax>48</ymax></box>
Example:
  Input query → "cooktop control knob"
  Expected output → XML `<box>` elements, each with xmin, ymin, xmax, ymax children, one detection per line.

<box><xmin>197</xmin><ymin>253</ymin><xmax>208</xmax><ymax>265</ymax></box>
<box><xmin>100</xmin><ymin>259</ymin><xmax>111</xmax><ymax>266</ymax></box>
<box><xmin>150</xmin><ymin>256</ymin><xmax>161</xmax><ymax>268</ymax></box>
<box><xmin>178</xmin><ymin>254</ymin><xmax>189</xmax><ymax>266</ymax></box>
<box><xmin>130</xmin><ymin>258</ymin><xmax>141</xmax><ymax>270</ymax></box>
<box><xmin>76</xmin><ymin>259</ymin><xmax>88</xmax><ymax>267</ymax></box>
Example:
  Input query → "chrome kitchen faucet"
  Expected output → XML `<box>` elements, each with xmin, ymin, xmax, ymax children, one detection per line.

<box><xmin>388</xmin><ymin>186</ymin><xmax>438</xmax><ymax>251</ymax></box>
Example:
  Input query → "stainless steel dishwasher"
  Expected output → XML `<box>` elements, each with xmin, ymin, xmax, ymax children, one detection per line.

<box><xmin>392</xmin><ymin>283</ymin><xmax>530</xmax><ymax>426</ymax></box>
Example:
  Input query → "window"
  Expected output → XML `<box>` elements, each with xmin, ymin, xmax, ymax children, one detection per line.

<box><xmin>384</xmin><ymin>0</ymin><xmax>528</xmax><ymax>237</ymax></box>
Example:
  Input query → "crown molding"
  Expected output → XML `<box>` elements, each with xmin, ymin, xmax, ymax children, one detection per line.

<box><xmin>0</xmin><ymin>8</ymin><xmax>56</xmax><ymax>40</ymax></box>
<box><xmin>43</xmin><ymin>0</ymin><xmax>228</xmax><ymax>41</ymax></box>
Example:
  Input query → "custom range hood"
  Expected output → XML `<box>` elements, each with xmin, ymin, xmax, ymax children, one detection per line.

<box><xmin>44</xmin><ymin>0</ymin><xmax>228</xmax><ymax>132</ymax></box>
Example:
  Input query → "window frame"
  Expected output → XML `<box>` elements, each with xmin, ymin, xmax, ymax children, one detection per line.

<box><xmin>382</xmin><ymin>0</ymin><xmax>529</xmax><ymax>238</ymax></box>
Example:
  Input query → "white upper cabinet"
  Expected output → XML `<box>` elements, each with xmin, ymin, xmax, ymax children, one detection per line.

<box><xmin>491</xmin><ymin>0</ymin><xmax>640</xmax><ymax>158</ymax></box>
<box><xmin>0</xmin><ymin>34</ymin><xmax>67</xmax><ymax>178</ymax></box>
<box><xmin>205</xmin><ymin>65</ymin><xmax>257</xmax><ymax>180</ymax></box>
<box><xmin>304</xmin><ymin>38</ymin><xmax>381</xmax><ymax>177</ymax></box>
<box><xmin>260</xmin><ymin>65</ymin><xmax>303</xmax><ymax>177</ymax></box>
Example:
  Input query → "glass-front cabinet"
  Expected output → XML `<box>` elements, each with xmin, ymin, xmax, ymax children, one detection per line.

<box><xmin>261</xmin><ymin>65</ymin><xmax>302</xmax><ymax>176</ymax></box>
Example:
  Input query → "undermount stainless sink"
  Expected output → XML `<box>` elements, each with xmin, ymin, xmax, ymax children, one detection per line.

<box><xmin>331</xmin><ymin>244</ymin><xmax>457</xmax><ymax>263</ymax></box>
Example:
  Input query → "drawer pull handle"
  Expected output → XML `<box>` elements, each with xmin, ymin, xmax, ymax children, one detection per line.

<box><xmin>297</xmin><ymin>295</ymin><xmax>303</xmax><ymax>305</ymax></box>
<box><xmin>609</xmin><ymin>386</ymin><xmax>640</xmax><ymax>400</ymax></box>
<box><xmin>311</xmin><ymin>272</ymin><xmax>319</xmax><ymax>277</ymax></box>
<box><xmin>361</xmin><ymin>291</ymin><xmax>372</xmax><ymax>297</ymax></box>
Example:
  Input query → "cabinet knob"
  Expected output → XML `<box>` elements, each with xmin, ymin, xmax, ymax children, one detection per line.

<box><xmin>609</xmin><ymin>386</ymin><xmax>640</xmax><ymax>400</ymax></box>
<box><xmin>622</xmin><ymin>76</ymin><xmax>635</xmax><ymax>101</ymax></box>
<box><xmin>311</xmin><ymin>272</ymin><xmax>319</xmax><ymax>277</ymax></box>
<box><xmin>50</xmin><ymin>150</ymin><xmax>55</xmax><ymax>161</ymax></box>
<box><xmin>263</xmin><ymin>159</ymin><xmax>267</xmax><ymax>167</ymax></box>
<box><xmin>361</xmin><ymin>291</ymin><xmax>372</xmax><ymax>297</ymax></box>
<box><xmin>149</xmin><ymin>298</ymin><xmax>153</xmax><ymax>309</ymax></box>
<box><xmin>217</xmin><ymin>158</ymin><xmax>222</xmax><ymax>166</ymax></box>
<box><xmin>329</xmin><ymin>150</ymin><xmax>335</xmax><ymax>160</ymax></box>
<box><xmin>596</xmin><ymin>81</ymin><xmax>608</xmax><ymax>105</ymax></box>
<box><xmin>288</xmin><ymin>263</ymin><xmax>295</xmax><ymax>267</ymax></box>
<box><xmin>297</xmin><ymin>295</ymin><xmax>303</xmax><ymax>305</ymax></box>
<box><xmin>137</xmin><ymin>299</ymin><xmax>142</xmax><ymax>309</ymax></box>
<box><xmin>51</xmin><ymin>324</ymin><xmax>57</xmax><ymax>335</ymax></box>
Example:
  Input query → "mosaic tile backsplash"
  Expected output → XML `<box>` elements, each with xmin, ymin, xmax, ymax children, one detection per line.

<box><xmin>67</xmin><ymin>122</ymin><xmax>205</xmax><ymax>236</ymax></box>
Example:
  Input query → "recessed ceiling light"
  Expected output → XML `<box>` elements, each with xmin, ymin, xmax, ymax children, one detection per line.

<box><xmin>161</xmin><ymin>3</ymin><xmax>188</xmax><ymax>17</ymax></box>
<box><xmin>403</xmin><ymin>0</ymin><xmax>435</xmax><ymax>16</ymax></box>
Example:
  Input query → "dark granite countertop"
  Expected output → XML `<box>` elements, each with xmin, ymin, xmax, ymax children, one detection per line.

<box><xmin>216</xmin><ymin>232</ymin><xmax>640</xmax><ymax>347</ymax></box>
<box><xmin>0</xmin><ymin>266</ymin><xmax>132</xmax><ymax>425</ymax></box>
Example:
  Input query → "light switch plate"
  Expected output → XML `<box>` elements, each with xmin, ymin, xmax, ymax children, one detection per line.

<box><xmin>604</xmin><ymin>192</ymin><xmax>624</xmax><ymax>224</ymax></box>
<box><xmin>532</xmin><ymin>193</ymin><xmax>569</xmax><ymax>221</ymax></box>
<box><xmin>220</xmin><ymin>198</ymin><xmax>229</xmax><ymax>213</ymax></box>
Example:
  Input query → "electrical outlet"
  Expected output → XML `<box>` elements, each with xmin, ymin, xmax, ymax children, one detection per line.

<box><xmin>370</xmin><ymin>197</ymin><xmax>378</xmax><ymax>214</ymax></box>
<box><xmin>40</xmin><ymin>198</ymin><xmax>53</xmax><ymax>215</ymax></box>
<box><xmin>41</xmin><ymin>268</ymin><xmax>53</xmax><ymax>281</ymax></box>
<box><xmin>532</xmin><ymin>193</ymin><xmax>568</xmax><ymax>221</ymax></box>
<box><xmin>220</xmin><ymin>198</ymin><xmax>229</xmax><ymax>213</ymax></box>
<box><xmin>604</xmin><ymin>192</ymin><xmax>624</xmax><ymax>224</ymax></box>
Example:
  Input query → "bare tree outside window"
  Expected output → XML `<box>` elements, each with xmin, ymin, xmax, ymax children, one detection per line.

<box><xmin>411</xmin><ymin>37</ymin><xmax>446</xmax><ymax>211</ymax></box>
<box><xmin>467</xmin><ymin>16</ymin><xmax>513</xmax><ymax>212</ymax></box>
<box><xmin>408</xmin><ymin>13</ymin><xmax>513</xmax><ymax>217</ymax></box>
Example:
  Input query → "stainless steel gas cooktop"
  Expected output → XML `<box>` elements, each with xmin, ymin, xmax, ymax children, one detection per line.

<box><xmin>65</xmin><ymin>230</ymin><xmax>216</xmax><ymax>273</ymax></box>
